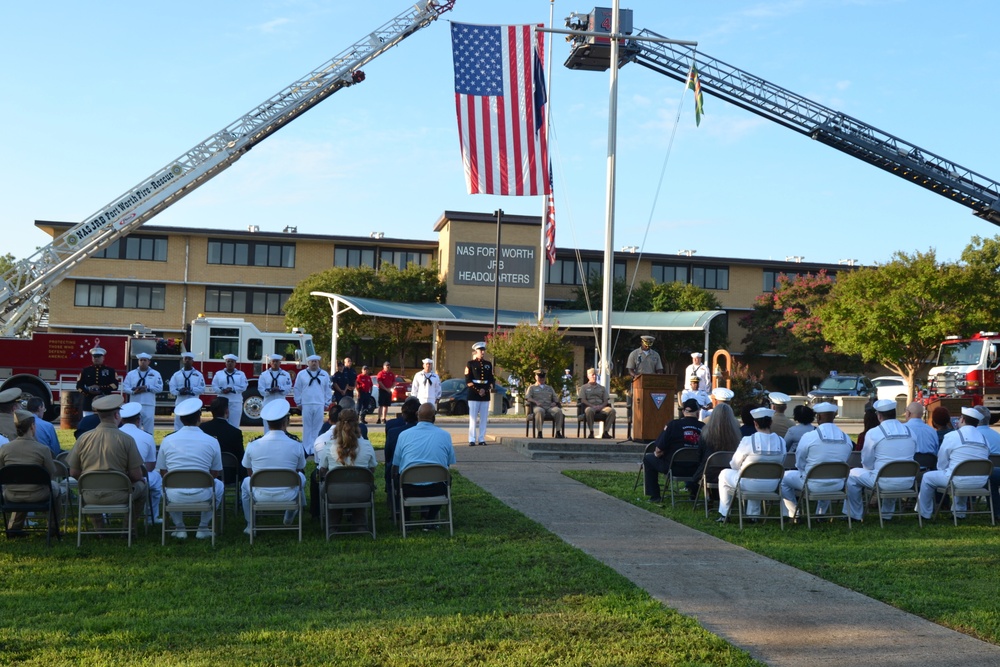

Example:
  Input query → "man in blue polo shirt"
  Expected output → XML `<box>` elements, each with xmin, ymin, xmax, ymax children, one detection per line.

<box><xmin>394</xmin><ymin>403</ymin><xmax>455</xmax><ymax>522</ymax></box>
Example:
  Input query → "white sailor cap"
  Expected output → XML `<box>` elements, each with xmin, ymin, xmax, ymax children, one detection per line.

<box><xmin>421</xmin><ymin>358</ymin><xmax>433</xmax><ymax>364</ymax></box>
<box><xmin>90</xmin><ymin>347</ymin><xmax>106</xmax><ymax>356</ymax></box>
<box><xmin>175</xmin><ymin>397</ymin><xmax>203</xmax><ymax>417</ymax></box>
<box><xmin>180</xmin><ymin>351</ymin><xmax>195</xmax><ymax>359</ymax></box>
<box><xmin>690</xmin><ymin>351</ymin><xmax>703</xmax><ymax>358</ymax></box>
<box><xmin>119</xmin><ymin>402</ymin><xmax>143</xmax><ymax>419</ymax></box>
<box><xmin>961</xmin><ymin>406</ymin><xmax>982</xmax><ymax>420</ymax></box>
<box><xmin>768</xmin><ymin>392</ymin><xmax>791</xmax><ymax>405</ymax></box>
<box><xmin>306</xmin><ymin>354</ymin><xmax>322</xmax><ymax>362</ymax></box>
<box><xmin>813</xmin><ymin>402</ymin><xmax>838</xmax><ymax>415</ymax></box>
<box><xmin>261</xmin><ymin>400</ymin><xmax>290</xmax><ymax>421</ymax></box>
<box><xmin>873</xmin><ymin>399</ymin><xmax>897</xmax><ymax>412</ymax></box>
<box><xmin>712</xmin><ymin>387</ymin><xmax>734</xmax><ymax>401</ymax></box>
<box><xmin>472</xmin><ymin>342</ymin><xmax>487</xmax><ymax>351</ymax></box>
<box><xmin>750</xmin><ymin>407</ymin><xmax>775</xmax><ymax>419</ymax></box>
<box><xmin>268</xmin><ymin>354</ymin><xmax>284</xmax><ymax>362</ymax></box>
<box><xmin>222</xmin><ymin>354</ymin><xmax>238</xmax><ymax>362</ymax></box>
<box><xmin>135</xmin><ymin>352</ymin><xmax>152</xmax><ymax>360</ymax></box>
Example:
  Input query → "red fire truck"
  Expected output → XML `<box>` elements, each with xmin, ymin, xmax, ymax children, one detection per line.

<box><xmin>924</xmin><ymin>331</ymin><xmax>1000</xmax><ymax>417</ymax></box>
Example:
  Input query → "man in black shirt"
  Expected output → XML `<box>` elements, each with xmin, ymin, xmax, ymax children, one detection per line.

<box><xmin>76</xmin><ymin>346</ymin><xmax>119</xmax><ymax>415</ymax></box>
<box><xmin>643</xmin><ymin>398</ymin><xmax>704</xmax><ymax>503</ymax></box>
<box><xmin>199</xmin><ymin>397</ymin><xmax>245</xmax><ymax>484</ymax></box>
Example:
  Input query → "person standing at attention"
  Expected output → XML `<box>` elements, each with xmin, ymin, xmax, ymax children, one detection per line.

<box><xmin>465</xmin><ymin>342</ymin><xmax>494</xmax><ymax>447</ymax></box>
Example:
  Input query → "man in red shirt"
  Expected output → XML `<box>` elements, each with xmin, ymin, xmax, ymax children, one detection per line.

<box><xmin>375</xmin><ymin>362</ymin><xmax>396</xmax><ymax>425</ymax></box>
<box><xmin>356</xmin><ymin>365</ymin><xmax>374</xmax><ymax>423</ymax></box>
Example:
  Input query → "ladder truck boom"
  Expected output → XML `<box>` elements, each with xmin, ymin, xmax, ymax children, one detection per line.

<box><xmin>563</xmin><ymin>11</ymin><xmax>1000</xmax><ymax>228</ymax></box>
<box><xmin>0</xmin><ymin>0</ymin><xmax>456</xmax><ymax>338</ymax></box>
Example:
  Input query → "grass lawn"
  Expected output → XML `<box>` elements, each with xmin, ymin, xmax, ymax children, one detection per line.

<box><xmin>565</xmin><ymin>469</ymin><xmax>1000</xmax><ymax>645</ymax></box>
<box><xmin>0</xmin><ymin>463</ymin><xmax>764</xmax><ymax>666</ymax></box>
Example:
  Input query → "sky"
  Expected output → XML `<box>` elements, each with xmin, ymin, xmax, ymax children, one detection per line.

<box><xmin>2</xmin><ymin>0</ymin><xmax>998</xmax><ymax>269</ymax></box>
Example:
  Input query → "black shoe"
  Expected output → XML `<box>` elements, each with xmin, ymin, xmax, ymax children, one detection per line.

<box><xmin>537</xmin><ymin>433</ymin><xmax>543</xmax><ymax>439</ymax></box>
<box><xmin>555</xmin><ymin>431</ymin><xmax>564</xmax><ymax>439</ymax></box>
<box><xmin>648</xmin><ymin>497</ymin><xmax>663</xmax><ymax>504</ymax></box>
<box><xmin>469</xmin><ymin>442</ymin><xmax>477</xmax><ymax>447</ymax></box>
<box><xmin>715</xmin><ymin>516</ymin><xmax>727</xmax><ymax>524</ymax></box>
<box><xmin>478</xmin><ymin>441</ymin><xmax>486</xmax><ymax>447</ymax></box>
<box><xmin>602</xmin><ymin>432</ymin><xmax>613</xmax><ymax>439</ymax></box>
<box><xmin>588</xmin><ymin>431</ymin><xmax>595</xmax><ymax>439</ymax></box>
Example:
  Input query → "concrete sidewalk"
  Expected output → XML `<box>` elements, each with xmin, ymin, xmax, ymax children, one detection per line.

<box><xmin>450</xmin><ymin>435</ymin><xmax>1000</xmax><ymax>667</ymax></box>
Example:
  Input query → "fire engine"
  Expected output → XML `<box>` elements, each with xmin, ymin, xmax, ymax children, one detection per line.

<box><xmin>924</xmin><ymin>332</ymin><xmax>1000</xmax><ymax>416</ymax></box>
<box><xmin>0</xmin><ymin>317</ymin><xmax>315</xmax><ymax>425</ymax></box>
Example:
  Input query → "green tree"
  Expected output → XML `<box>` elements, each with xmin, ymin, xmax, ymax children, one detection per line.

<box><xmin>0</xmin><ymin>253</ymin><xmax>15</xmax><ymax>275</ymax></box>
<box><xmin>819</xmin><ymin>249</ymin><xmax>979</xmax><ymax>401</ymax></box>
<box><xmin>959</xmin><ymin>234</ymin><xmax>1000</xmax><ymax>325</ymax></box>
<box><xmin>282</xmin><ymin>264</ymin><xmax>446</xmax><ymax>367</ymax></box>
<box><xmin>486</xmin><ymin>321</ymin><xmax>573</xmax><ymax>408</ymax></box>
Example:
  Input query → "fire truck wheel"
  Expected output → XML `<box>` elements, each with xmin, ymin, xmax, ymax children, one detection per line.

<box><xmin>241</xmin><ymin>389</ymin><xmax>264</xmax><ymax>427</ymax></box>
<box><xmin>10</xmin><ymin>383</ymin><xmax>49</xmax><ymax>416</ymax></box>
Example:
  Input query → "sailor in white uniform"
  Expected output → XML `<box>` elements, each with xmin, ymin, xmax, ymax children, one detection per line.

<box><xmin>211</xmin><ymin>354</ymin><xmax>248</xmax><ymax>430</ymax></box>
<box><xmin>293</xmin><ymin>354</ymin><xmax>330</xmax><ymax>456</ymax></box>
<box><xmin>168</xmin><ymin>352</ymin><xmax>205</xmax><ymax>432</ymax></box>
<box><xmin>257</xmin><ymin>354</ymin><xmax>292</xmax><ymax>434</ymax></box>
<box><xmin>121</xmin><ymin>352</ymin><xmax>163</xmax><ymax>434</ymax></box>
<box><xmin>411</xmin><ymin>358</ymin><xmax>442</xmax><ymax>406</ymax></box>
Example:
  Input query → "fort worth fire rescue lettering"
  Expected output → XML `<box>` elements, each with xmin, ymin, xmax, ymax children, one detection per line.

<box><xmin>454</xmin><ymin>242</ymin><xmax>536</xmax><ymax>288</ymax></box>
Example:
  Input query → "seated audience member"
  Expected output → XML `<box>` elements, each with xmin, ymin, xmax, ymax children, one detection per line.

<box><xmin>578</xmin><ymin>368</ymin><xmax>617</xmax><ymax>438</ymax></box>
<box><xmin>717</xmin><ymin>407</ymin><xmax>786</xmax><ymax>522</ymax></box>
<box><xmin>783</xmin><ymin>404</ymin><xmax>815</xmax><ymax>453</ymax></box>
<box><xmin>157</xmin><ymin>398</ymin><xmax>224</xmax><ymax>539</ymax></box>
<box><xmin>394</xmin><ymin>404</ymin><xmax>455</xmax><ymax>523</ymax></box>
<box><xmin>739</xmin><ymin>405</ymin><xmax>757</xmax><ymax>438</ymax></box>
<box><xmin>525</xmin><ymin>369</ymin><xmax>565</xmax><ymax>438</ymax></box>
<box><xmin>200</xmin><ymin>397</ymin><xmax>245</xmax><ymax>463</ymax></box>
<box><xmin>0</xmin><ymin>409</ymin><xmax>63</xmax><ymax>537</ymax></box>
<box><xmin>26</xmin><ymin>397</ymin><xmax>61</xmax><ymax>458</ymax></box>
<box><xmin>241</xmin><ymin>401</ymin><xmax>306</xmax><ymax>533</ymax></box>
<box><xmin>917</xmin><ymin>406</ymin><xmax>991</xmax><ymax>521</ymax></box>
<box><xmin>642</xmin><ymin>399</ymin><xmax>704</xmax><ymax>504</ymax></box>
<box><xmin>844</xmin><ymin>399</ymin><xmax>916</xmax><ymax>522</ymax></box>
<box><xmin>855</xmin><ymin>408</ymin><xmax>880</xmax><ymax>451</ymax></box>
<box><xmin>930</xmin><ymin>407</ymin><xmax>954</xmax><ymax>447</ymax></box>
<box><xmin>690</xmin><ymin>402</ymin><xmax>742</xmax><ymax>500</ymax></box>
<box><xmin>119</xmin><ymin>402</ymin><xmax>162</xmax><ymax>525</ymax></box>
<box><xmin>903</xmin><ymin>402</ymin><xmax>941</xmax><ymax>470</ymax></box>
<box><xmin>767</xmin><ymin>393</ymin><xmax>793</xmax><ymax>438</ymax></box>
<box><xmin>317</xmin><ymin>408</ymin><xmax>377</xmax><ymax>530</ymax></box>
<box><xmin>780</xmin><ymin>402</ymin><xmax>852</xmax><ymax>519</ymax></box>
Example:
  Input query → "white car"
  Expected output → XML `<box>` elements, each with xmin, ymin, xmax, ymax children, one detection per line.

<box><xmin>871</xmin><ymin>376</ymin><xmax>909</xmax><ymax>402</ymax></box>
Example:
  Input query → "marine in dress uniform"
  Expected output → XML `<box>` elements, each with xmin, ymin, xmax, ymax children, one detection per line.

<box><xmin>525</xmin><ymin>370</ymin><xmax>565</xmax><ymax>438</ymax></box>
<box><xmin>168</xmin><ymin>352</ymin><xmax>206</xmax><ymax>431</ymax></box>
<box><xmin>578</xmin><ymin>368</ymin><xmax>616</xmax><ymax>438</ymax></box>
<box><xmin>76</xmin><ymin>347</ymin><xmax>119</xmax><ymax>416</ymax></box>
<box><xmin>293</xmin><ymin>354</ymin><xmax>330</xmax><ymax>455</ymax></box>
<box><xmin>258</xmin><ymin>354</ymin><xmax>293</xmax><ymax>434</ymax></box>
<box><xmin>465</xmin><ymin>341</ymin><xmax>494</xmax><ymax>447</ymax></box>
<box><xmin>626</xmin><ymin>335</ymin><xmax>664</xmax><ymax>377</ymax></box>
<box><xmin>683</xmin><ymin>352</ymin><xmax>712</xmax><ymax>392</ymax></box>
<box><xmin>211</xmin><ymin>354</ymin><xmax>248</xmax><ymax>430</ymax></box>
<box><xmin>121</xmin><ymin>352</ymin><xmax>163</xmax><ymax>434</ymax></box>
<box><xmin>411</xmin><ymin>358</ymin><xmax>442</xmax><ymax>406</ymax></box>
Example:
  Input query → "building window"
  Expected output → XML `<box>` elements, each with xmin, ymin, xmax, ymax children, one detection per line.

<box><xmin>692</xmin><ymin>266</ymin><xmax>729</xmax><ymax>290</ymax></box>
<box><xmin>380</xmin><ymin>249</ymin><xmax>432</xmax><ymax>270</ymax></box>
<box><xmin>547</xmin><ymin>258</ymin><xmax>615</xmax><ymax>285</ymax></box>
<box><xmin>207</xmin><ymin>240</ymin><xmax>295</xmax><ymax>267</ymax></box>
<box><xmin>94</xmin><ymin>235</ymin><xmax>167</xmax><ymax>261</ymax></box>
<box><xmin>763</xmin><ymin>270</ymin><xmax>802</xmax><ymax>292</ymax></box>
<box><xmin>74</xmin><ymin>282</ymin><xmax>165</xmax><ymax>310</ymax></box>
<box><xmin>205</xmin><ymin>288</ymin><xmax>290</xmax><ymax>315</ymax></box>
<box><xmin>614</xmin><ymin>260</ymin><xmax>627</xmax><ymax>281</ymax></box>
<box><xmin>334</xmin><ymin>246</ymin><xmax>376</xmax><ymax>269</ymax></box>
<box><xmin>651</xmin><ymin>263</ymin><xmax>688</xmax><ymax>285</ymax></box>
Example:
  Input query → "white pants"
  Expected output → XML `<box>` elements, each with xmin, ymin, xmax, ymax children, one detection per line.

<box><xmin>780</xmin><ymin>470</ymin><xmax>839</xmax><ymax>517</ymax></box>
<box><xmin>844</xmin><ymin>468</ymin><xmax>914</xmax><ymax>520</ymax></box>
<box><xmin>718</xmin><ymin>469</ymin><xmax>779</xmax><ymax>517</ymax></box>
<box><xmin>166</xmin><ymin>479</ymin><xmax>224</xmax><ymax>527</ymax></box>
<box><xmin>147</xmin><ymin>470</ymin><xmax>162</xmax><ymax>522</ymax></box>
<box><xmin>241</xmin><ymin>473</ymin><xmax>305</xmax><ymax>522</ymax></box>
<box><xmin>918</xmin><ymin>469</ymin><xmax>990</xmax><ymax>519</ymax></box>
<box><xmin>139</xmin><ymin>404</ymin><xmax>155</xmax><ymax>434</ymax></box>
<box><xmin>300</xmin><ymin>404</ymin><xmax>324</xmax><ymax>455</ymax></box>
<box><xmin>468</xmin><ymin>400</ymin><xmax>489</xmax><ymax>443</ymax></box>
<box><xmin>225</xmin><ymin>399</ymin><xmax>243</xmax><ymax>429</ymax></box>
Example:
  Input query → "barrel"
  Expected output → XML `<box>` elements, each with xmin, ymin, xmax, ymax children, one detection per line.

<box><xmin>60</xmin><ymin>391</ymin><xmax>83</xmax><ymax>430</ymax></box>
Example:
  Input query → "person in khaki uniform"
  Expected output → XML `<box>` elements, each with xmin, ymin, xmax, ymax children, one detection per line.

<box><xmin>578</xmin><ymin>368</ymin><xmax>616</xmax><ymax>439</ymax></box>
<box><xmin>0</xmin><ymin>409</ymin><xmax>61</xmax><ymax>536</ymax></box>
<box><xmin>67</xmin><ymin>394</ymin><xmax>148</xmax><ymax>530</ymax></box>
<box><xmin>0</xmin><ymin>387</ymin><xmax>21</xmax><ymax>440</ymax></box>
<box><xmin>525</xmin><ymin>370</ymin><xmax>564</xmax><ymax>438</ymax></box>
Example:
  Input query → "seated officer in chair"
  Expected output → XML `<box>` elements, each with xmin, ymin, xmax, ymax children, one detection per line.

<box><xmin>578</xmin><ymin>368</ymin><xmax>616</xmax><ymax>439</ymax></box>
<box><xmin>525</xmin><ymin>369</ymin><xmax>564</xmax><ymax>439</ymax></box>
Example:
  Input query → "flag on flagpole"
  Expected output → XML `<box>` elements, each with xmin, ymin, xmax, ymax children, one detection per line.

<box><xmin>687</xmin><ymin>65</ymin><xmax>705</xmax><ymax>126</ymax></box>
<box><xmin>451</xmin><ymin>22</ymin><xmax>550</xmax><ymax>196</ymax></box>
<box><xmin>544</xmin><ymin>188</ymin><xmax>556</xmax><ymax>266</ymax></box>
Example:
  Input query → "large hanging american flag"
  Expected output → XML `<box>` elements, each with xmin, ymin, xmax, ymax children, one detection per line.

<box><xmin>451</xmin><ymin>22</ymin><xmax>550</xmax><ymax>197</ymax></box>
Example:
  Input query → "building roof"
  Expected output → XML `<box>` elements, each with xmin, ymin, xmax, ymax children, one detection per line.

<box><xmin>310</xmin><ymin>292</ymin><xmax>724</xmax><ymax>332</ymax></box>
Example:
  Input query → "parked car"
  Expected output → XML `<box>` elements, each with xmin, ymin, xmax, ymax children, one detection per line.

<box><xmin>806</xmin><ymin>374</ymin><xmax>875</xmax><ymax>405</ymax></box>
<box><xmin>871</xmin><ymin>375</ymin><xmax>910</xmax><ymax>402</ymax></box>
<box><xmin>391</xmin><ymin>377</ymin><xmax>410</xmax><ymax>403</ymax></box>
<box><xmin>436</xmin><ymin>378</ymin><xmax>510</xmax><ymax>415</ymax></box>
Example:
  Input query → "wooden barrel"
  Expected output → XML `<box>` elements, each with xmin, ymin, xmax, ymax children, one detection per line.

<box><xmin>60</xmin><ymin>391</ymin><xmax>82</xmax><ymax>430</ymax></box>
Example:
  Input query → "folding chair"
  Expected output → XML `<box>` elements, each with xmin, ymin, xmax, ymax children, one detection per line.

<box><xmin>0</xmin><ymin>464</ymin><xmax>58</xmax><ymax>545</ymax></box>
<box><xmin>160</xmin><ymin>470</ymin><xmax>220</xmax><ymax>546</ymax></box>
<box><xmin>632</xmin><ymin>442</ymin><xmax>657</xmax><ymax>491</ymax></box>
<box><xmin>932</xmin><ymin>459</ymin><xmax>995</xmax><ymax>526</ymax></box>
<box><xmin>866</xmin><ymin>460</ymin><xmax>921</xmax><ymax>528</ymax></box>
<box><xmin>247</xmin><ymin>469</ymin><xmax>303</xmax><ymax>544</ymax></box>
<box><xmin>323</xmin><ymin>467</ymin><xmax>376</xmax><ymax>540</ymax></box>
<box><xmin>798</xmin><ymin>461</ymin><xmax>851</xmax><ymax>529</ymax></box>
<box><xmin>846</xmin><ymin>451</ymin><xmax>862</xmax><ymax>469</ymax></box>
<box><xmin>51</xmin><ymin>459</ymin><xmax>74</xmax><ymax>535</ymax></box>
<box><xmin>663</xmin><ymin>447</ymin><xmax>701</xmax><ymax>507</ymax></box>
<box><xmin>76</xmin><ymin>470</ymin><xmax>136</xmax><ymax>547</ymax></box>
<box><xmin>989</xmin><ymin>453</ymin><xmax>1000</xmax><ymax>468</ymax></box>
<box><xmin>575</xmin><ymin>402</ymin><xmax>615</xmax><ymax>438</ymax></box>
<box><xmin>733</xmin><ymin>461</ymin><xmax>785</xmax><ymax>530</ymax></box>
<box><xmin>782</xmin><ymin>452</ymin><xmax>797</xmax><ymax>470</ymax></box>
<box><xmin>693</xmin><ymin>450</ymin><xmax>733</xmax><ymax>517</ymax></box>
<box><xmin>525</xmin><ymin>403</ymin><xmax>558</xmax><ymax>438</ymax></box>
<box><xmin>221</xmin><ymin>452</ymin><xmax>243</xmax><ymax>517</ymax></box>
<box><xmin>398</xmin><ymin>464</ymin><xmax>452</xmax><ymax>538</ymax></box>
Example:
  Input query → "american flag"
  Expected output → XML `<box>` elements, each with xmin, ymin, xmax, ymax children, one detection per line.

<box><xmin>451</xmin><ymin>22</ymin><xmax>550</xmax><ymax>196</ymax></box>
<box><xmin>544</xmin><ymin>169</ymin><xmax>556</xmax><ymax>265</ymax></box>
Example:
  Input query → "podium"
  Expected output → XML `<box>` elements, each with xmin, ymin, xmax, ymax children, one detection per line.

<box><xmin>633</xmin><ymin>374</ymin><xmax>677</xmax><ymax>441</ymax></box>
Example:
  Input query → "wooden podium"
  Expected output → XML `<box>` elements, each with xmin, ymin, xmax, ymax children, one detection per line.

<box><xmin>633</xmin><ymin>374</ymin><xmax>677</xmax><ymax>441</ymax></box>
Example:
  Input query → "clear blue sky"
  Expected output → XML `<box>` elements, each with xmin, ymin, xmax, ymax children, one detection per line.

<box><xmin>2</xmin><ymin>0</ymin><xmax>998</xmax><ymax>267</ymax></box>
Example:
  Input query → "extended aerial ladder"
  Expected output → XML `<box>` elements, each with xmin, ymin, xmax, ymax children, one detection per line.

<box><xmin>0</xmin><ymin>0</ymin><xmax>455</xmax><ymax>337</ymax></box>
<box><xmin>563</xmin><ymin>10</ymin><xmax>1000</xmax><ymax>227</ymax></box>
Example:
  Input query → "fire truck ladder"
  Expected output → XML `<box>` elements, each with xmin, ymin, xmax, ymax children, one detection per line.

<box><xmin>620</xmin><ymin>29</ymin><xmax>1000</xmax><ymax>226</ymax></box>
<box><xmin>0</xmin><ymin>0</ymin><xmax>456</xmax><ymax>338</ymax></box>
